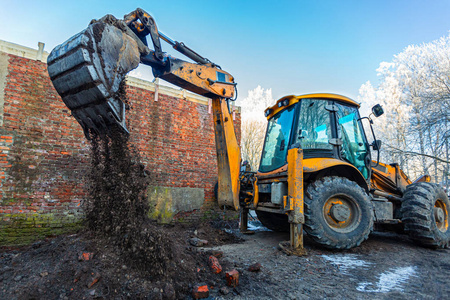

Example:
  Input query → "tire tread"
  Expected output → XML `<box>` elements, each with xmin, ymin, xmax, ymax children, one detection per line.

<box><xmin>401</xmin><ymin>182</ymin><xmax>450</xmax><ymax>249</ymax></box>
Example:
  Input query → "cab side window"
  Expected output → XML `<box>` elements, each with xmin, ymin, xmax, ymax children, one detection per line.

<box><xmin>335</xmin><ymin>103</ymin><xmax>370</xmax><ymax>178</ymax></box>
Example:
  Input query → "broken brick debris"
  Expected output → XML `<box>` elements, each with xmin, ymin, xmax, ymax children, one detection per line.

<box><xmin>225</xmin><ymin>269</ymin><xmax>239</xmax><ymax>287</ymax></box>
<box><xmin>248</xmin><ymin>262</ymin><xmax>262</xmax><ymax>272</ymax></box>
<box><xmin>208</xmin><ymin>255</ymin><xmax>222</xmax><ymax>274</ymax></box>
<box><xmin>87</xmin><ymin>272</ymin><xmax>101</xmax><ymax>288</ymax></box>
<box><xmin>78</xmin><ymin>252</ymin><xmax>94</xmax><ymax>261</ymax></box>
<box><xmin>192</xmin><ymin>284</ymin><xmax>209</xmax><ymax>299</ymax></box>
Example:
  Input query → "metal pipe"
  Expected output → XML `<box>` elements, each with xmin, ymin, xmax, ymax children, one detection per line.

<box><xmin>157</xmin><ymin>30</ymin><xmax>210</xmax><ymax>65</ymax></box>
<box><xmin>158</xmin><ymin>31</ymin><xmax>176</xmax><ymax>46</ymax></box>
<box><xmin>373</xmin><ymin>190</ymin><xmax>402</xmax><ymax>202</ymax></box>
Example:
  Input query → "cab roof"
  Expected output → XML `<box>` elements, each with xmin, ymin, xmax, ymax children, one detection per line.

<box><xmin>264</xmin><ymin>93</ymin><xmax>360</xmax><ymax>119</ymax></box>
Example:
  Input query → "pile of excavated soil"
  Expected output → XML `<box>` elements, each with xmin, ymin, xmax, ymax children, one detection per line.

<box><xmin>0</xmin><ymin>222</ymin><xmax>241</xmax><ymax>299</ymax></box>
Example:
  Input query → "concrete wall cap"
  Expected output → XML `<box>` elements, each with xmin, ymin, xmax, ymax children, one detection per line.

<box><xmin>126</xmin><ymin>76</ymin><xmax>210</xmax><ymax>106</ymax></box>
<box><xmin>0</xmin><ymin>40</ymin><xmax>49</xmax><ymax>63</ymax></box>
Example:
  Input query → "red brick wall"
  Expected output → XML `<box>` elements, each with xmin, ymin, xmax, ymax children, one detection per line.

<box><xmin>0</xmin><ymin>52</ymin><xmax>241</xmax><ymax>246</ymax></box>
<box><xmin>126</xmin><ymin>85</ymin><xmax>241</xmax><ymax>203</ymax></box>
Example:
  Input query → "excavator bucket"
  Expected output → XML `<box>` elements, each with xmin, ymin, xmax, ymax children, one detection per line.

<box><xmin>47</xmin><ymin>15</ymin><xmax>148</xmax><ymax>138</ymax></box>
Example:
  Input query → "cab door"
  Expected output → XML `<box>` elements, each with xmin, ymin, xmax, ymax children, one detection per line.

<box><xmin>334</xmin><ymin>102</ymin><xmax>371</xmax><ymax>179</ymax></box>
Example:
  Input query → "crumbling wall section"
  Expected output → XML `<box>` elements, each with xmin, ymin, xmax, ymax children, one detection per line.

<box><xmin>0</xmin><ymin>41</ymin><xmax>241</xmax><ymax>246</ymax></box>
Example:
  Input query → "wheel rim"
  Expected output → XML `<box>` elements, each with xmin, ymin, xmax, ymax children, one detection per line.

<box><xmin>434</xmin><ymin>199</ymin><xmax>448</xmax><ymax>232</ymax></box>
<box><xmin>323</xmin><ymin>195</ymin><xmax>361</xmax><ymax>233</ymax></box>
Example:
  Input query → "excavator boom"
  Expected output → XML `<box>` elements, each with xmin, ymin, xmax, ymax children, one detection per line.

<box><xmin>48</xmin><ymin>9</ymin><xmax>236</xmax><ymax>136</ymax></box>
<box><xmin>48</xmin><ymin>8</ymin><xmax>241</xmax><ymax>210</ymax></box>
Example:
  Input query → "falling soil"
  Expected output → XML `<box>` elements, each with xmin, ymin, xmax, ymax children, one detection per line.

<box><xmin>85</xmin><ymin>128</ymin><xmax>173</xmax><ymax>277</ymax></box>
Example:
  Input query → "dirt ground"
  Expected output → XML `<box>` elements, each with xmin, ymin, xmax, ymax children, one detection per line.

<box><xmin>213</xmin><ymin>218</ymin><xmax>450</xmax><ymax>300</ymax></box>
<box><xmin>1</xmin><ymin>217</ymin><xmax>449</xmax><ymax>300</ymax></box>
<box><xmin>0</xmin><ymin>220</ymin><xmax>241</xmax><ymax>300</ymax></box>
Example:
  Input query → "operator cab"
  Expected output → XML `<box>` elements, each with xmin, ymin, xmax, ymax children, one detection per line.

<box><xmin>259</xmin><ymin>94</ymin><xmax>372</xmax><ymax>179</ymax></box>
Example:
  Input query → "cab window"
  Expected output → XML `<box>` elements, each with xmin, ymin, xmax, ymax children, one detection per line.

<box><xmin>335</xmin><ymin>103</ymin><xmax>370</xmax><ymax>178</ymax></box>
<box><xmin>259</xmin><ymin>105</ymin><xmax>295</xmax><ymax>172</ymax></box>
<box><xmin>294</xmin><ymin>99</ymin><xmax>333</xmax><ymax>151</ymax></box>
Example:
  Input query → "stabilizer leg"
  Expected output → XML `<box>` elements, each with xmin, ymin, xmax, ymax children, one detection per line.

<box><xmin>279</xmin><ymin>146</ymin><xmax>307</xmax><ymax>256</ymax></box>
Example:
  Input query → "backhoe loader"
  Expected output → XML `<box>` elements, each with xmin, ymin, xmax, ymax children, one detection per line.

<box><xmin>48</xmin><ymin>8</ymin><xmax>449</xmax><ymax>253</ymax></box>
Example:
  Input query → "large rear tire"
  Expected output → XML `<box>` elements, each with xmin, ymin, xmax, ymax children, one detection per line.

<box><xmin>255</xmin><ymin>210</ymin><xmax>289</xmax><ymax>232</ymax></box>
<box><xmin>401</xmin><ymin>182</ymin><xmax>449</xmax><ymax>248</ymax></box>
<box><xmin>304</xmin><ymin>177</ymin><xmax>373</xmax><ymax>249</ymax></box>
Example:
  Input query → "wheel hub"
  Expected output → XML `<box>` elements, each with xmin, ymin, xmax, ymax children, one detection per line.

<box><xmin>434</xmin><ymin>199</ymin><xmax>448</xmax><ymax>232</ymax></box>
<box><xmin>330</xmin><ymin>204</ymin><xmax>351</xmax><ymax>222</ymax></box>
<box><xmin>323</xmin><ymin>196</ymin><xmax>361</xmax><ymax>233</ymax></box>
<box><xmin>434</xmin><ymin>207</ymin><xmax>445</xmax><ymax>223</ymax></box>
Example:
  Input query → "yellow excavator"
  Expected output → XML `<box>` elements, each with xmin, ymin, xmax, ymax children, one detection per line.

<box><xmin>48</xmin><ymin>8</ymin><xmax>449</xmax><ymax>253</ymax></box>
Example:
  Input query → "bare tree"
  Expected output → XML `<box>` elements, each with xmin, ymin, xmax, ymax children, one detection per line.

<box><xmin>240</xmin><ymin>120</ymin><xmax>266</xmax><ymax>171</ymax></box>
<box><xmin>237</xmin><ymin>86</ymin><xmax>274</xmax><ymax>171</ymax></box>
<box><xmin>359</xmin><ymin>33</ymin><xmax>450</xmax><ymax>188</ymax></box>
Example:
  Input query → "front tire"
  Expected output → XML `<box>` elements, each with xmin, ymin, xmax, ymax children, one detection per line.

<box><xmin>304</xmin><ymin>177</ymin><xmax>373</xmax><ymax>249</ymax></box>
<box><xmin>401</xmin><ymin>182</ymin><xmax>449</xmax><ymax>248</ymax></box>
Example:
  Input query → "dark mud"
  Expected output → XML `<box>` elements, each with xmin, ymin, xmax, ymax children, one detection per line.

<box><xmin>2</xmin><ymin>212</ymin><xmax>449</xmax><ymax>299</ymax></box>
<box><xmin>0</xmin><ymin>222</ymin><xmax>241</xmax><ymax>299</ymax></box>
<box><xmin>85</xmin><ymin>129</ymin><xmax>173</xmax><ymax>277</ymax></box>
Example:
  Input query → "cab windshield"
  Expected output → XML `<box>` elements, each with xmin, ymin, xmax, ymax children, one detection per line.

<box><xmin>259</xmin><ymin>99</ymin><xmax>334</xmax><ymax>173</ymax></box>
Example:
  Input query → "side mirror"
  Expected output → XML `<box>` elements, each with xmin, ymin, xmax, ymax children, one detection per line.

<box><xmin>372</xmin><ymin>104</ymin><xmax>384</xmax><ymax>117</ymax></box>
<box><xmin>371</xmin><ymin>140</ymin><xmax>382</xmax><ymax>150</ymax></box>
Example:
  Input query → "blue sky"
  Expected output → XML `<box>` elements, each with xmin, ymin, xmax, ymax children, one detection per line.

<box><xmin>1</xmin><ymin>0</ymin><xmax>450</xmax><ymax>102</ymax></box>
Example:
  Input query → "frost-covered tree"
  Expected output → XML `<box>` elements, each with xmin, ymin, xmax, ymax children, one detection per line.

<box><xmin>237</xmin><ymin>86</ymin><xmax>274</xmax><ymax>171</ymax></box>
<box><xmin>359</xmin><ymin>33</ymin><xmax>450</xmax><ymax>190</ymax></box>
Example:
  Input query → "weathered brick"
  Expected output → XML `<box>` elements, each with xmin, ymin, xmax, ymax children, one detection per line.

<box><xmin>225</xmin><ymin>269</ymin><xmax>239</xmax><ymax>287</ymax></box>
<box><xmin>208</xmin><ymin>255</ymin><xmax>222</xmax><ymax>274</ymax></box>
<box><xmin>192</xmin><ymin>284</ymin><xmax>209</xmax><ymax>299</ymax></box>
